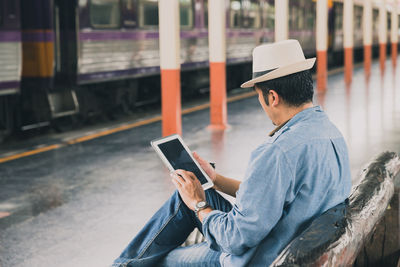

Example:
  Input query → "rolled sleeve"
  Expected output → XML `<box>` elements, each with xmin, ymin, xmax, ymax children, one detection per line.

<box><xmin>202</xmin><ymin>144</ymin><xmax>293</xmax><ymax>255</ymax></box>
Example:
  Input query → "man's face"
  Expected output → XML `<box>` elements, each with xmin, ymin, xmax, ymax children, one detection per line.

<box><xmin>255</xmin><ymin>86</ymin><xmax>276</xmax><ymax>125</ymax></box>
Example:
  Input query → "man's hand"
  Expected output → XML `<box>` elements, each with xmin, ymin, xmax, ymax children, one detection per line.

<box><xmin>171</xmin><ymin>169</ymin><xmax>206</xmax><ymax>211</ymax></box>
<box><xmin>193</xmin><ymin>152</ymin><xmax>217</xmax><ymax>183</ymax></box>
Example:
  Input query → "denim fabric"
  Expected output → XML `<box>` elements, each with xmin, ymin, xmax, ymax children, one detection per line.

<box><xmin>158</xmin><ymin>242</ymin><xmax>221</xmax><ymax>267</ymax></box>
<box><xmin>202</xmin><ymin>106</ymin><xmax>352</xmax><ymax>266</ymax></box>
<box><xmin>111</xmin><ymin>189</ymin><xmax>232</xmax><ymax>267</ymax></box>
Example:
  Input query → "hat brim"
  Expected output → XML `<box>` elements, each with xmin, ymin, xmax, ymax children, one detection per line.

<box><xmin>240</xmin><ymin>58</ymin><xmax>316</xmax><ymax>88</ymax></box>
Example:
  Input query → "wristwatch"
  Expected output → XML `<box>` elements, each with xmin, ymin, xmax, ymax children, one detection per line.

<box><xmin>194</xmin><ymin>201</ymin><xmax>210</xmax><ymax>218</ymax></box>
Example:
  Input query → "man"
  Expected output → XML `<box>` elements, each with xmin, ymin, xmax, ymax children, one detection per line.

<box><xmin>112</xmin><ymin>40</ymin><xmax>352</xmax><ymax>266</ymax></box>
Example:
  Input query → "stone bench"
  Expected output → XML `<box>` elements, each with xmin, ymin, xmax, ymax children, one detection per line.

<box><xmin>271</xmin><ymin>151</ymin><xmax>400</xmax><ymax>266</ymax></box>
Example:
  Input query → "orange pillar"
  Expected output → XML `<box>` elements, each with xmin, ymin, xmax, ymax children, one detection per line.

<box><xmin>208</xmin><ymin>0</ymin><xmax>228</xmax><ymax>130</ymax></box>
<box><xmin>343</xmin><ymin>0</ymin><xmax>353</xmax><ymax>84</ymax></box>
<box><xmin>161</xmin><ymin>70</ymin><xmax>181</xmax><ymax>136</ymax></box>
<box><xmin>159</xmin><ymin>0</ymin><xmax>182</xmax><ymax>136</ymax></box>
<box><xmin>316</xmin><ymin>0</ymin><xmax>328</xmax><ymax>92</ymax></box>
<box><xmin>392</xmin><ymin>43</ymin><xmax>398</xmax><ymax>66</ymax></box>
<box><xmin>379</xmin><ymin>44</ymin><xmax>386</xmax><ymax>71</ymax></box>
<box><xmin>317</xmin><ymin>51</ymin><xmax>327</xmax><ymax>92</ymax></box>
<box><xmin>364</xmin><ymin>45</ymin><xmax>372</xmax><ymax>75</ymax></box>
<box><xmin>209</xmin><ymin>62</ymin><xmax>227</xmax><ymax>129</ymax></box>
<box><xmin>344</xmin><ymin>48</ymin><xmax>353</xmax><ymax>83</ymax></box>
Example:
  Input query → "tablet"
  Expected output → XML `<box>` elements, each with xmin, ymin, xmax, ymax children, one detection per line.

<box><xmin>151</xmin><ymin>134</ymin><xmax>214</xmax><ymax>190</ymax></box>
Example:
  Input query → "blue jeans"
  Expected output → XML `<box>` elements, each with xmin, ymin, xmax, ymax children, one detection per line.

<box><xmin>112</xmin><ymin>189</ymin><xmax>233</xmax><ymax>267</ymax></box>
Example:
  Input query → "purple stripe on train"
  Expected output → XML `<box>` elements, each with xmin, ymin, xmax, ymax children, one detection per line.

<box><xmin>22</xmin><ymin>31</ymin><xmax>55</xmax><ymax>42</ymax></box>
<box><xmin>0</xmin><ymin>81</ymin><xmax>20</xmax><ymax>90</ymax></box>
<box><xmin>77</xmin><ymin>58</ymin><xmax>251</xmax><ymax>83</ymax></box>
<box><xmin>0</xmin><ymin>31</ymin><xmax>22</xmax><ymax>42</ymax></box>
<box><xmin>79</xmin><ymin>30</ymin><xmax>272</xmax><ymax>41</ymax></box>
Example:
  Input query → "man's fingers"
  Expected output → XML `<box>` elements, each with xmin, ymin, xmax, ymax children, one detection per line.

<box><xmin>193</xmin><ymin>152</ymin><xmax>205</xmax><ymax>164</ymax></box>
<box><xmin>177</xmin><ymin>169</ymin><xmax>197</xmax><ymax>181</ymax></box>
<box><xmin>171</xmin><ymin>172</ymin><xmax>185</xmax><ymax>186</ymax></box>
<box><xmin>186</xmin><ymin>171</ymin><xmax>197</xmax><ymax>181</ymax></box>
<box><xmin>171</xmin><ymin>178</ymin><xmax>181</xmax><ymax>188</ymax></box>
<box><xmin>175</xmin><ymin>169</ymin><xmax>192</xmax><ymax>181</ymax></box>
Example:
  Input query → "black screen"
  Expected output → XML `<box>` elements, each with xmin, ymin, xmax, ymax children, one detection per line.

<box><xmin>158</xmin><ymin>139</ymin><xmax>208</xmax><ymax>184</ymax></box>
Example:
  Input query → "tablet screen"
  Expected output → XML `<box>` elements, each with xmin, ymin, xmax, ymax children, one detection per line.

<box><xmin>158</xmin><ymin>139</ymin><xmax>208</xmax><ymax>185</ymax></box>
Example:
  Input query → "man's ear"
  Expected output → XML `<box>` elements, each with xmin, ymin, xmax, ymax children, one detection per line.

<box><xmin>269</xmin><ymin>90</ymin><xmax>280</xmax><ymax>107</ymax></box>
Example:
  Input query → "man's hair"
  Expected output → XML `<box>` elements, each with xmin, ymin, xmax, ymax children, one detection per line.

<box><xmin>255</xmin><ymin>70</ymin><xmax>314</xmax><ymax>107</ymax></box>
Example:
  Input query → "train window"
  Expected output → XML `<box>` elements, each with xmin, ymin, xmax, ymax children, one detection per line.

<box><xmin>204</xmin><ymin>0</ymin><xmax>208</xmax><ymax>27</ymax></box>
<box><xmin>138</xmin><ymin>0</ymin><xmax>193</xmax><ymax>29</ymax></box>
<box><xmin>334</xmin><ymin>3</ymin><xmax>343</xmax><ymax>30</ymax></box>
<box><xmin>261</xmin><ymin>0</ymin><xmax>274</xmax><ymax>30</ymax></box>
<box><xmin>138</xmin><ymin>0</ymin><xmax>158</xmax><ymax>27</ymax></box>
<box><xmin>242</xmin><ymin>0</ymin><xmax>261</xmax><ymax>28</ymax></box>
<box><xmin>180</xmin><ymin>0</ymin><xmax>194</xmax><ymax>28</ymax></box>
<box><xmin>305</xmin><ymin>0</ymin><xmax>315</xmax><ymax>30</ymax></box>
<box><xmin>6</xmin><ymin>0</ymin><xmax>16</xmax><ymax>19</ymax></box>
<box><xmin>230</xmin><ymin>0</ymin><xmax>242</xmax><ymax>28</ymax></box>
<box><xmin>373</xmin><ymin>9</ymin><xmax>379</xmax><ymax>32</ymax></box>
<box><xmin>123</xmin><ymin>0</ymin><xmax>137</xmax><ymax>27</ymax></box>
<box><xmin>289</xmin><ymin>3</ymin><xmax>299</xmax><ymax>30</ymax></box>
<box><xmin>90</xmin><ymin>0</ymin><xmax>121</xmax><ymax>28</ymax></box>
<box><xmin>354</xmin><ymin>6</ymin><xmax>362</xmax><ymax>31</ymax></box>
<box><xmin>296</xmin><ymin>0</ymin><xmax>305</xmax><ymax>30</ymax></box>
<box><xmin>0</xmin><ymin>0</ymin><xmax>2</xmax><ymax>26</ymax></box>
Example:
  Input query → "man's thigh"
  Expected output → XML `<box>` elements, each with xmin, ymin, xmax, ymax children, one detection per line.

<box><xmin>158</xmin><ymin>242</ymin><xmax>221</xmax><ymax>267</ymax></box>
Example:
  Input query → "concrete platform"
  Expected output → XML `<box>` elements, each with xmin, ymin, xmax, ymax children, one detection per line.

<box><xmin>0</xmin><ymin>59</ymin><xmax>400</xmax><ymax>267</ymax></box>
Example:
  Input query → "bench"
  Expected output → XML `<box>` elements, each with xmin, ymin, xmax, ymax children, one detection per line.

<box><xmin>184</xmin><ymin>151</ymin><xmax>400</xmax><ymax>266</ymax></box>
<box><xmin>271</xmin><ymin>151</ymin><xmax>400</xmax><ymax>266</ymax></box>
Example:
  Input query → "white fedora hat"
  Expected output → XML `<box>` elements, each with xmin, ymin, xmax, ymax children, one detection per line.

<box><xmin>241</xmin><ymin>39</ymin><xmax>316</xmax><ymax>88</ymax></box>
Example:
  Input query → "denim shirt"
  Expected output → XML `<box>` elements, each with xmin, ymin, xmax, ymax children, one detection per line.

<box><xmin>202</xmin><ymin>106</ymin><xmax>352</xmax><ymax>266</ymax></box>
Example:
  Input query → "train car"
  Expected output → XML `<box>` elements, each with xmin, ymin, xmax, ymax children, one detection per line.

<box><xmin>330</xmin><ymin>0</ymin><xmax>399</xmax><ymax>62</ymax></box>
<box><xmin>0</xmin><ymin>0</ymin><xmax>21</xmax><ymax>141</ymax></box>
<box><xmin>288</xmin><ymin>0</ymin><xmax>316</xmax><ymax>55</ymax></box>
<box><xmin>1</xmin><ymin>0</ymin><xmax>399</xmax><ymax>142</ymax></box>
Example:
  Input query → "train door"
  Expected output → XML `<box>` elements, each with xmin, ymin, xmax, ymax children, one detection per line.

<box><xmin>0</xmin><ymin>0</ymin><xmax>21</xmax><ymax>140</ymax></box>
<box><xmin>53</xmin><ymin>0</ymin><xmax>77</xmax><ymax>87</ymax></box>
<box><xmin>50</xmin><ymin>0</ymin><xmax>79</xmax><ymax>120</ymax></box>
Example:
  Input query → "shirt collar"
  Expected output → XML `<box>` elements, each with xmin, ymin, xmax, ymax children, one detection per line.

<box><xmin>268</xmin><ymin>106</ymin><xmax>322</xmax><ymax>137</ymax></box>
<box><xmin>268</xmin><ymin>119</ymin><xmax>290</xmax><ymax>137</ymax></box>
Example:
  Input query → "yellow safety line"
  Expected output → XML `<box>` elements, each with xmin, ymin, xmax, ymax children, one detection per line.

<box><xmin>0</xmin><ymin>144</ymin><xmax>61</xmax><ymax>163</ymax></box>
<box><xmin>0</xmin><ymin>91</ymin><xmax>258</xmax><ymax>164</ymax></box>
<box><xmin>0</xmin><ymin>65</ymin><xmax>361</xmax><ymax>165</ymax></box>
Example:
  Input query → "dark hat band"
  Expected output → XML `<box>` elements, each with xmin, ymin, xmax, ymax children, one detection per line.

<box><xmin>252</xmin><ymin>68</ymin><xmax>277</xmax><ymax>79</ymax></box>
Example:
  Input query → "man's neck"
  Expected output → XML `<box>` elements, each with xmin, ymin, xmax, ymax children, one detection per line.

<box><xmin>275</xmin><ymin>102</ymin><xmax>314</xmax><ymax>126</ymax></box>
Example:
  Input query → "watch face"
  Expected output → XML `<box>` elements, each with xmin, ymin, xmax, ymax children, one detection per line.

<box><xmin>196</xmin><ymin>201</ymin><xmax>207</xmax><ymax>209</ymax></box>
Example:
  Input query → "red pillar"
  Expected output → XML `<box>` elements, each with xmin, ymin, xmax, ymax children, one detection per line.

<box><xmin>209</xmin><ymin>62</ymin><xmax>227</xmax><ymax>129</ymax></box>
<box><xmin>161</xmin><ymin>70</ymin><xmax>182</xmax><ymax>136</ymax></box>
<box><xmin>364</xmin><ymin>45</ymin><xmax>372</xmax><ymax>75</ymax></box>
<box><xmin>392</xmin><ymin>43</ymin><xmax>397</xmax><ymax>67</ymax></box>
<box><xmin>317</xmin><ymin>51</ymin><xmax>327</xmax><ymax>92</ymax></box>
<box><xmin>380</xmin><ymin>43</ymin><xmax>386</xmax><ymax>71</ymax></box>
<box><xmin>345</xmin><ymin>48</ymin><xmax>353</xmax><ymax>84</ymax></box>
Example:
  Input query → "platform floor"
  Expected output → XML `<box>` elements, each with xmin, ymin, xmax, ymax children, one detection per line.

<box><xmin>1</xmin><ymin>59</ymin><xmax>400</xmax><ymax>267</ymax></box>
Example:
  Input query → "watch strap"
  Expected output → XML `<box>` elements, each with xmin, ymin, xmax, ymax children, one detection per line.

<box><xmin>194</xmin><ymin>202</ymin><xmax>210</xmax><ymax>218</ymax></box>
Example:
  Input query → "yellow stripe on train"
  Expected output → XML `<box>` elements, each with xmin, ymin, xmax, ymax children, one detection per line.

<box><xmin>22</xmin><ymin>42</ymin><xmax>54</xmax><ymax>78</ymax></box>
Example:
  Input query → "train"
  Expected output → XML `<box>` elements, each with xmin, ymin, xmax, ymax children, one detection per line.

<box><xmin>0</xmin><ymin>0</ymin><xmax>399</xmax><ymax>141</ymax></box>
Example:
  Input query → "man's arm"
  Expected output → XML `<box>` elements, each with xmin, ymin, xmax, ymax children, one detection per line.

<box><xmin>193</xmin><ymin>152</ymin><xmax>241</xmax><ymax>197</ymax></box>
<box><xmin>213</xmin><ymin>174</ymin><xmax>241</xmax><ymax>197</ymax></box>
